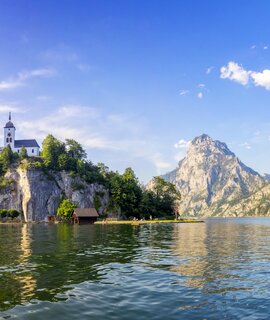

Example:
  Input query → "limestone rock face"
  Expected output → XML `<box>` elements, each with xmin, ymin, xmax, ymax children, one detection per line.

<box><xmin>0</xmin><ymin>168</ymin><xmax>109</xmax><ymax>221</ymax></box>
<box><xmin>162</xmin><ymin>134</ymin><xmax>265</xmax><ymax>216</ymax></box>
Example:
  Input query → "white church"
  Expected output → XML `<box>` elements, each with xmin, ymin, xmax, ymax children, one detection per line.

<box><xmin>4</xmin><ymin>113</ymin><xmax>40</xmax><ymax>156</ymax></box>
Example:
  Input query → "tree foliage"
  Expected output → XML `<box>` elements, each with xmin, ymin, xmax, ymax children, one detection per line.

<box><xmin>109</xmin><ymin>168</ymin><xmax>142</xmax><ymax>218</ymax></box>
<box><xmin>57</xmin><ymin>199</ymin><xmax>76</xmax><ymax>220</ymax></box>
<box><xmin>19</xmin><ymin>146</ymin><xmax>28</xmax><ymax>160</ymax></box>
<box><xmin>65</xmin><ymin>139</ymin><xmax>87</xmax><ymax>160</ymax></box>
<box><xmin>0</xmin><ymin>145</ymin><xmax>15</xmax><ymax>174</ymax></box>
<box><xmin>41</xmin><ymin>134</ymin><xmax>65</xmax><ymax>169</ymax></box>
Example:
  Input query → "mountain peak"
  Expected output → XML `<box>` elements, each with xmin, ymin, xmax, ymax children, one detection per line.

<box><xmin>189</xmin><ymin>134</ymin><xmax>234</xmax><ymax>157</ymax></box>
<box><xmin>191</xmin><ymin>133</ymin><xmax>212</xmax><ymax>144</ymax></box>
<box><xmin>162</xmin><ymin>134</ymin><xmax>265</xmax><ymax>216</ymax></box>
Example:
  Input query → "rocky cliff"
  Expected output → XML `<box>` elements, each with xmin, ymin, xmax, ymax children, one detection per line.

<box><xmin>0</xmin><ymin>167</ymin><xmax>109</xmax><ymax>221</ymax></box>
<box><xmin>162</xmin><ymin>134</ymin><xmax>266</xmax><ymax>216</ymax></box>
<box><xmin>217</xmin><ymin>183</ymin><xmax>270</xmax><ymax>216</ymax></box>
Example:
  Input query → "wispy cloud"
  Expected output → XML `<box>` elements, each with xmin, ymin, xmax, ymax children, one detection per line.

<box><xmin>206</xmin><ymin>66</ymin><xmax>214</xmax><ymax>75</ymax></box>
<box><xmin>77</xmin><ymin>64</ymin><xmax>92</xmax><ymax>72</ymax></box>
<box><xmin>0</xmin><ymin>68</ymin><xmax>56</xmax><ymax>91</ymax></box>
<box><xmin>41</xmin><ymin>45</ymin><xmax>78</xmax><ymax>63</ymax></box>
<box><xmin>0</xmin><ymin>104</ymin><xmax>25</xmax><ymax>113</ymax></box>
<box><xmin>174</xmin><ymin>139</ymin><xmax>190</xmax><ymax>149</ymax></box>
<box><xmin>197</xmin><ymin>92</ymin><xmax>203</xmax><ymax>99</ymax></box>
<box><xmin>179</xmin><ymin>89</ymin><xmax>189</xmax><ymax>96</ymax></box>
<box><xmin>36</xmin><ymin>95</ymin><xmax>52</xmax><ymax>101</ymax></box>
<box><xmin>17</xmin><ymin>105</ymin><xmax>171</xmax><ymax>175</ymax></box>
<box><xmin>239</xmin><ymin>142</ymin><xmax>251</xmax><ymax>150</ymax></box>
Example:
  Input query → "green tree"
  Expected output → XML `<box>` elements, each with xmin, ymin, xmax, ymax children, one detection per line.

<box><xmin>139</xmin><ymin>189</ymin><xmax>157</xmax><ymax>219</ymax></box>
<box><xmin>65</xmin><ymin>139</ymin><xmax>87</xmax><ymax>160</ymax></box>
<box><xmin>19</xmin><ymin>146</ymin><xmax>28</xmax><ymax>160</ymax></box>
<box><xmin>109</xmin><ymin>168</ymin><xmax>142</xmax><ymax>218</ymax></box>
<box><xmin>58</xmin><ymin>153</ymin><xmax>70</xmax><ymax>171</ymax></box>
<box><xmin>0</xmin><ymin>145</ymin><xmax>14</xmax><ymax>172</ymax></box>
<box><xmin>41</xmin><ymin>135</ymin><xmax>65</xmax><ymax>169</ymax></box>
<box><xmin>150</xmin><ymin>176</ymin><xmax>181</xmax><ymax>217</ymax></box>
<box><xmin>57</xmin><ymin>199</ymin><xmax>76</xmax><ymax>220</ymax></box>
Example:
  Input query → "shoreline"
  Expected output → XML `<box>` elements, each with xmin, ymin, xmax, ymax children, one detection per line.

<box><xmin>94</xmin><ymin>219</ymin><xmax>204</xmax><ymax>225</ymax></box>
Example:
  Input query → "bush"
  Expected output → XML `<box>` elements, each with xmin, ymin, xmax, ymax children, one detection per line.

<box><xmin>0</xmin><ymin>209</ymin><xmax>20</xmax><ymax>219</ymax></box>
<box><xmin>7</xmin><ymin>209</ymin><xmax>20</xmax><ymax>218</ymax></box>
<box><xmin>57</xmin><ymin>199</ymin><xmax>76</xmax><ymax>220</ymax></box>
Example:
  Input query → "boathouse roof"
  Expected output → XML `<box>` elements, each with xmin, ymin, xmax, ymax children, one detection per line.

<box><xmin>73</xmin><ymin>208</ymin><xmax>99</xmax><ymax>217</ymax></box>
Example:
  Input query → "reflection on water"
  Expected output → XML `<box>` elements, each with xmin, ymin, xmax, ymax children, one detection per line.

<box><xmin>171</xmin><ymin>223</ymin><xmax>208</xmax><ymax>288</ymax></box>
<box><xmin>1</xmin><ymin>219</ymin><xmax>270</xmax><ymax>319</ymax></box>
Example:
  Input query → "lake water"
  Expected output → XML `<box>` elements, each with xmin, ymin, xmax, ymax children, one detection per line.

<box><xmin>1</xmin><ymin>218</ymin><xmax>270</xmax><ymax>319</ymax></box>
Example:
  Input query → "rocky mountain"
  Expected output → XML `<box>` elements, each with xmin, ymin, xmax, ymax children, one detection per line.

<box><xmin>0</xmin><ymin>167</ymin><xmax>109</xmax><ymax>221</ymax></box>
<box><xmin>162</xmin><ymin>134</ymin><xmax>266</xmax><ymax>216</ymax></box>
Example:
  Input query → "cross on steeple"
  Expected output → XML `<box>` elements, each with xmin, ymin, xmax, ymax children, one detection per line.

<box><xmin>9</xmin><ymin>112</ymin><xmax>11</xmax><ymax>121</ymax></box>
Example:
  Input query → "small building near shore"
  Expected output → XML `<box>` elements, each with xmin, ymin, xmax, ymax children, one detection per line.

<box><xmin>72</xmin><ymin>208</ymin><xmax>99</xmax><ymax>224</ymax></box>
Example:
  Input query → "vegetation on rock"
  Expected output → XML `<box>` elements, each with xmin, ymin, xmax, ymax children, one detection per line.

<box><xmin>0</xmin><ymin>134</ymin><xmax>181</xmax><ymax>219</ymax></box>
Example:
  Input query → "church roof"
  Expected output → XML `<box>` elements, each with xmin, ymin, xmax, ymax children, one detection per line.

<box><xmin>4</xmin><ymin>121</ymin><xmax>15</xmax><ymax>128</ymax></box>
<box><xmin>14</xmin><ymin>139</ymin><xmax>40</xmax><ymax>148</ymax></box>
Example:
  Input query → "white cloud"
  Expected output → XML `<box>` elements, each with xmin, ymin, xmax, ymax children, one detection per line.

<box><xmin>179</xmin><ymin>90</ymin><xmax>189</xmax><ymax>96</ymax></box>
<box><xmin>239</xmin><ymin>142</ymin><xmax>251</xmax><ymax>150</ymax></box>
<box><xmin>16</xmin><ymin>105</ymin><xmax>172</xmax><ymax>176</ymax></box>
<box><xmin>220</xmin><ymin>60</ymin><xmax>270</xmax><ymax>91</ymax></box>
<box><xmin>0</xmin><ymin>68</ymin><xmax>56</xmax><ymax>91</ymax></box>
<box><xmin>206</xmin><ymin>67</ymin><xmax>214</xmax><ymax>74</ymax></box>
<box><xmin>251</xmin><ymin>69</ymin><xmax>270</xmax><ymax>90</ymax></box>
<box><xmin>174</xmin><ymin>139</ymin><xmax>190</xmax><ymax>149</ymax></box>
<box><xmin>198</xmin><ymin>83</ymin><xmax>205</xmax><ymax>88</ymax></box>
<box><xmin>20</xmin><ymin>69</ymin><xmax>56</xmax><ymax>79</ymax></box>
<box><xmin>148</xmin><ymin>153</ymin><xmax>172</xmax><ymax>173</ymax></box>
<box><xmin>0</xmin><ymin>80</ymin><xmax>22</xmax><ymax>90</ymax></box>
<box><xmin>220</xmin><ymin>61</ymin><xmax>250</xmax><ymax>85</ymax></box>
<box><xmin>197</xmin><ymin>92</ymin><xmax>203</xmax><ymax>99</ymax></box>
<box><xmin>264</xmin><ymin>46</ymin><xmax>268</xmax><ymax>50</ymax></box>
<box><xmin>251</xmin><ymin>45</ymin><xmax>256</xmax><ymax>49</ymax></box>
<box><xmin>0</xmin><ymin>105</ymin><xmax>24</xmax><ymax>113</ymax></box>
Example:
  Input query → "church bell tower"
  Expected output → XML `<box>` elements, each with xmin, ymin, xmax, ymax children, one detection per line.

<box><xmin>4</xmin><ymin>112</ymin><xmax>15</xmax><ymax>150</ymax></box>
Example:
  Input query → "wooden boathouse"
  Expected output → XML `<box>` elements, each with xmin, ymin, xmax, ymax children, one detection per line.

<box><xmin>72</xmin><ymin>208</ymin><xmax>99</xmax><ymax>224</ymax></box>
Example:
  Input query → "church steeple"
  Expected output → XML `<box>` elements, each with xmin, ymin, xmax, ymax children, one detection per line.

<box><xmin>4</xmin><ymin>112</ymin><xmax>15</xmax><ymax>149</ymax></box>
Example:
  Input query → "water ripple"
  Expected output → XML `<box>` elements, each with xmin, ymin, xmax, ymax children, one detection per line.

<box><xmin>1</xmin><ymin>219</ymin><xmax>270</xmax><ymax>319</ymax></box>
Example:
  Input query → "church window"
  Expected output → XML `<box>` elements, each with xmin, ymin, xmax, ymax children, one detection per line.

<box><xmin>32</xmin><ymin>149</ymin><xmax>34</xmax><ymax>153</ymax></box>
<box><xmin>7</xmin><ymin>133</ymin><xmax>11</xmax><ymax>137</ymax></box>
<box><xmin>10</xmin><ymin>138</ymin><xmax>12</xmax><ymax>142</ymax></box>
<box><xmin>6</xmin><ymin>138</ymin><xmax>8</xmax><ymax>143</ymax></box>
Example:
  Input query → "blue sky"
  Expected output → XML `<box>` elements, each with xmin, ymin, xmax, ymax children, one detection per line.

<box><xmin>1</xmin><ymin>1</ymin><xmax>270</xmax><ymax>181</ymax></box>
